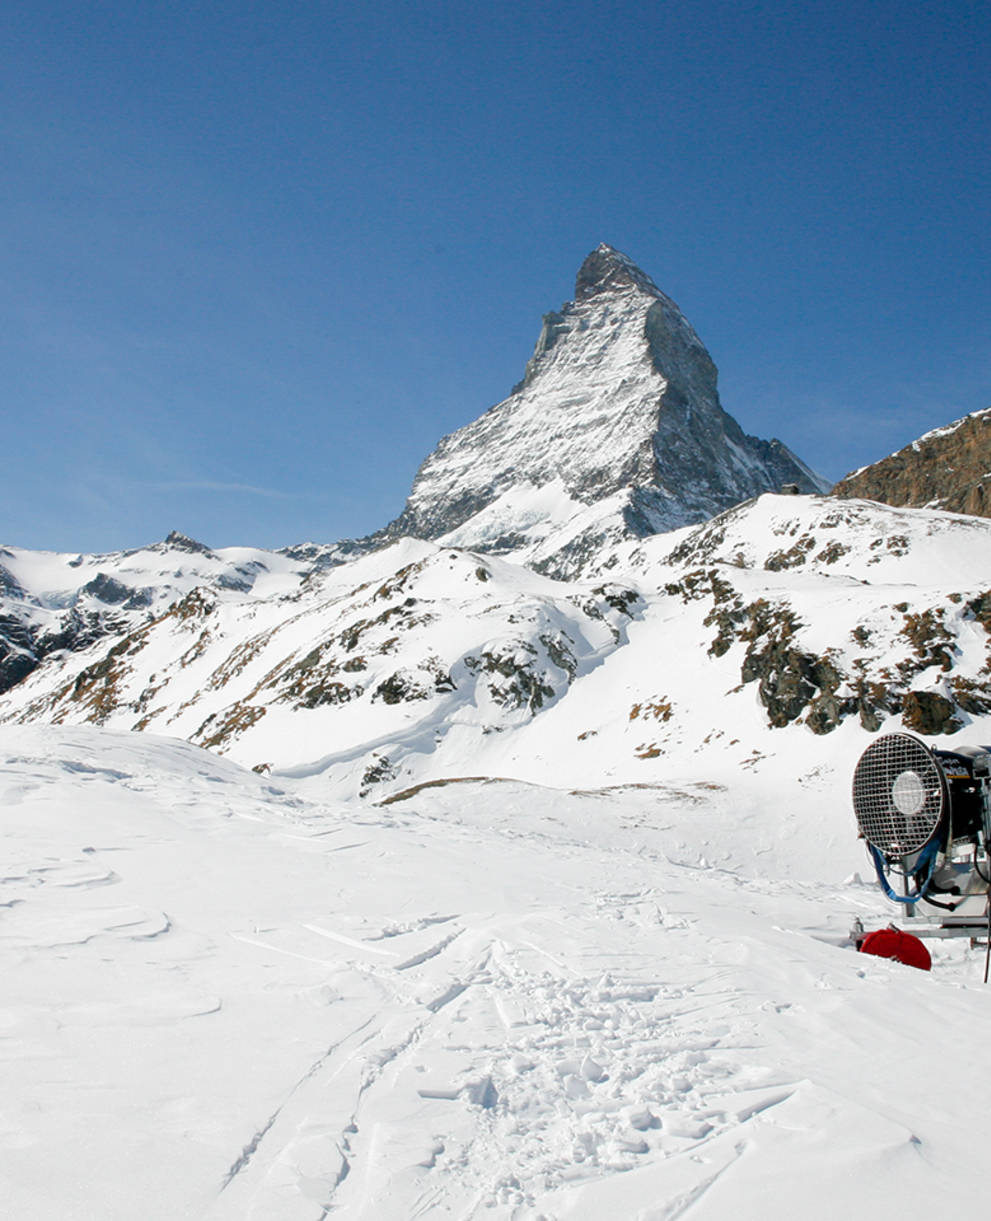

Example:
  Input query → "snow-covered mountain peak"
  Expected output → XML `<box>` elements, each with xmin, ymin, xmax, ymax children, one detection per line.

<box><xmin>0</xmin><ymin>536</ymin><xmax>314</xmax><ymax>696</ymax></box>
<box><xmin>381</xmin><ymin>246</ymin><xmax>826</xmax><ymax>577</ymax></box>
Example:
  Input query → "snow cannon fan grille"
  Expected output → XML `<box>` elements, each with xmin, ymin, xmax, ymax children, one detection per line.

<box><xmin>852</xmin><ymin>733</ymin><xmax>947</xmax><ymax>856</ymax></box>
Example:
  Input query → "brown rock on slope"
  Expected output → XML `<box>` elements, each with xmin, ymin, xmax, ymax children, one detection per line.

<box><xmin>833</xmin><ymin>407</ymin><xmax>991</xmax><ymax>517</ymax></box>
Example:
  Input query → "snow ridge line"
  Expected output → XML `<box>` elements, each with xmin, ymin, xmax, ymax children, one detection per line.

<box><xmin>394</xmin><ymin>927</ymin><xmax>464</xmax><ymax>970</ymax></box>
<box><xmin>654</xmin><ymin>1138</ymin><xmax>748</xmax><ymax>1220</ymax></box>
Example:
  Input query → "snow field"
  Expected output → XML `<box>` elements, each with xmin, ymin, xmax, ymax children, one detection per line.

<box><xmin>5</xmin><ymin>725</ymin><xmax>991</xmax><ymax>1219</ymax></box>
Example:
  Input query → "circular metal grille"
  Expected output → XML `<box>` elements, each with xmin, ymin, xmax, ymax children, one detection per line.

<box><xmin>852</xmin><ymin>733</ymin><xmax>946</xmax><ymax>855</ymax></box>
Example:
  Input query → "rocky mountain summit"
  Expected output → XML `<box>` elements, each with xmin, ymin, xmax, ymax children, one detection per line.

<box><xmin>380</xmin><ymin>244</ymin><xmax>826</xmax><ymax>576</ymax></box>
<box><xmin>833</xmin><ymin>406</ymin><xmax>991</xmax><ymax>517</ymax></box>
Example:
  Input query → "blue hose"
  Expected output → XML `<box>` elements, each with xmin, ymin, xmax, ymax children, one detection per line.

<box><xmin>869</xmin><ymin>840</ymin><xmax>940</xmax><ymax>905</ymax></box>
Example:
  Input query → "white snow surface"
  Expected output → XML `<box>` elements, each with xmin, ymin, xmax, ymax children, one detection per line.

<box><xmin>3</xmin><ymin>722</ymin><xmax>990</xmax><ymax>1220</ymax></box>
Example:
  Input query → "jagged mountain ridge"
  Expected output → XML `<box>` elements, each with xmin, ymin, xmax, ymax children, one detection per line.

<box><xmin>833</xmin><ymin>406</ymin><xmax>991</xmax><ymax>517</ymax></box>
<box><xmin>0</xmin><ymin>536</ymin><xmax>642</xmax><ymax>787</ymax></box>
<box><xmin>380</xmin><ymin>244</ymin><xmax>827</xmax><ymax>576</ymax></box>
<box><xmin>0</xmin><ymin>532</ymin><xmax>324</xmax><ymax>697</ymax></box>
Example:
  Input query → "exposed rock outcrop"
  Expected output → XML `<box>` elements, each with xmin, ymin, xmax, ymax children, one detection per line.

<box><xmin>833</xmin><ymin>407</ymin><xmax>991</xmax><ymax>517</ymax></box>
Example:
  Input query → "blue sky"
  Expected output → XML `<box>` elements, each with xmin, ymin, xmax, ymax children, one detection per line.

<box><xmin>4</xmin><ymin>0</ymin><xmax>989</xmax><ymax>552</ymax></box>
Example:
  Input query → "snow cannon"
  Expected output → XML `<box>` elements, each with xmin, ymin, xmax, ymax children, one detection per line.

<box><xmin>852</xmin><ymin>732</ymin><xmax>991</xmax><ymax>936</ymax></box>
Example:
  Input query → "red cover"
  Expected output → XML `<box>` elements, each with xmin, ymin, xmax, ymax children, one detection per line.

<box><xmin>859</xmin><ymin>927</ymin><xmax>932</xmax><ymax>971</ymax></box>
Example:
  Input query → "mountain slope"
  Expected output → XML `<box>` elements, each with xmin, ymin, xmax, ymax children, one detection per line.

<box><xmin>0</xmin><ymin>531</ymin><xmax>321</xmax><ymax>698</ymax></box>
<box><xmin>4</xmin><ymin>495</ymin><xmax>991</xmax><ymax>808</ymax></box>
<box><xmin>833</xmin><ymin>406</ymin><xmax>991</xmax><ymax>516</ymax></box>
<box><xmin>380</xmin><ymin>245</ymin><xmax>827</xmax><ymax>577</ymax></box>
<box><xmin>0</xmin><ymin>537</ymin><xmax>640</xmax><ymax>786</ymax></box>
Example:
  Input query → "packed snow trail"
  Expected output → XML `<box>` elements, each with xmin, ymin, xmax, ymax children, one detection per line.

<box><xmin>2</xmin><ymin>726</ymin><xmax>989</xmax><ymax>1220</ymax></box>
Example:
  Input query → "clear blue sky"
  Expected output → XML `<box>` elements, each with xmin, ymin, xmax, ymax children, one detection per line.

<box><xmin>4</xmin><ymin>0</ymin><xmax>989</xmax><ymax>552</ymax></box>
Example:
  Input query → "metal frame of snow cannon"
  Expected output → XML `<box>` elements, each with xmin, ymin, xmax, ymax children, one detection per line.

<box><xmin>851</xmin><ymin>733</ymin><xmax>991</xmax><ymax>953</ymax></box>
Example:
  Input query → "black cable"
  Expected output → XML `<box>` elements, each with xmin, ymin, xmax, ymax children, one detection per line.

<box><xmin>919</xmin><ymin>895</ymin><xmax>958</xmax><ymax>911</ymax></box>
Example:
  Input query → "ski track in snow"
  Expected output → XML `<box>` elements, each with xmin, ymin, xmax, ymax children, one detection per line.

<box><xmin>3</xmin><ymin>724</ymin><xmax>991</xmax><ymax>1220</ymax></box>
<box><xmin>214</xmin><ymin>899</ymin><xmax>785</xmax><ymax>1220</ymax></box>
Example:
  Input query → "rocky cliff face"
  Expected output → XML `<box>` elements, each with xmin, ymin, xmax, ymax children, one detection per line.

<box><xmin>380</xmin><ymin>245</ymin><xmax>826</xmax><ymax>577</ymax></box>
<box><xmin>833</xmin><ymin>407</ymin><xmax>991</xmax><ymax>516</ymax></box>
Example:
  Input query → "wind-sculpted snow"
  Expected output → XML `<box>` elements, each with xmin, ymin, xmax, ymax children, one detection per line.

<box><xmin>4</xmin><ymin>724</ymin><xmax>991</xmax><ymax>1220</ymax></box>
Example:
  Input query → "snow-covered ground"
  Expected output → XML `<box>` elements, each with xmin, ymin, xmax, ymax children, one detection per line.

<box><xmin>4</xmin><ymin>724</ymin><xmax>990</xmax><ymax>1220</ymax></box>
